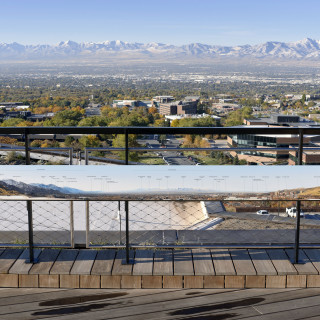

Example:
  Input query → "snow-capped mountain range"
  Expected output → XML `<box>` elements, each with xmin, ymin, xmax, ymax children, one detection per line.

<box><xmin>2</xmin><ymin>38</ymin><xmax>320</xmax><ymax>60</ymax></box>
<box><xmin>0</xmin><ymin>179</ymin><xmax>89</xmax><ymax>196</ymax></box>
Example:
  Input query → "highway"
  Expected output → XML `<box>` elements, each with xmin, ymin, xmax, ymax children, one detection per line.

<box><xmin>0</xmin><ymin>136</ymin><xmax>228</xmax><ymax>166</ymax></box>
<box><xmin>138</xmin><ymin>135</ymin><xmax>196</xmax><ymax>165</ymax></box>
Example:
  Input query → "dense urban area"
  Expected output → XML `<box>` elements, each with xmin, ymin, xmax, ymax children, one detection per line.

<box><xmin>0</xmin><ymin>63</ymin><xmax>320</xmax><ymax>167</ymax></box>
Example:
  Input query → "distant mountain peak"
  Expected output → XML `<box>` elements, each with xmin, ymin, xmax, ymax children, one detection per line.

<box><xmin>1</xmin><ymin>38</ymin><xmax>320</xmax><ymax>61</ymax></box>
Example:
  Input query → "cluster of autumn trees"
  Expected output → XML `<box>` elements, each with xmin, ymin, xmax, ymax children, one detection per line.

<box><xmin>182</xmin><ymin>135</ymin><xmax>211</xmax><ymax>149</ymax></box>
<box><xmin>222</xmin><ymin>106</ymin><xmax>254</xmax><ymax>126</ymax></box>
<box><xmin>1</xmin><ymin>104</ymin><xmax>223</xmax><ymax>128</ymax></box>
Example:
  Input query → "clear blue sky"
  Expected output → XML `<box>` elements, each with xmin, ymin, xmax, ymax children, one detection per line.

<box><xmin>1</xmin><ymin>0</ymin><xmax>320</xmax><ymax>46</ymax></box>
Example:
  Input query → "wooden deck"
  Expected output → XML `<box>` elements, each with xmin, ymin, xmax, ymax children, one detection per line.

<box><xmin>1</xmin><ymin>248</ymin><xmax>320</xmax><ymax>289</ymax></box>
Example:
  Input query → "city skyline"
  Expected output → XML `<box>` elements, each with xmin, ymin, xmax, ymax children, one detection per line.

<box><xmin>1</xmin><ymin>0</ymin><xmax>320</xmax><ymax>46</ymax></box>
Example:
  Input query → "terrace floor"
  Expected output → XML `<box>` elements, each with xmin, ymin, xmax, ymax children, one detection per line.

<box><xmin>0</xmin><ymin>248</ymin><xmax>320</xmax><ymax>289</ymax></box>
<box><xmin>1</xmin><ymin>287</ymin><xmax>320</xmax><ymax>319</ymax></box>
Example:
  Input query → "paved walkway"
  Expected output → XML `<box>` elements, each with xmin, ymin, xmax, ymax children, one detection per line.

<box><xmin>0</xmin><ymin>287</ymin><xmax>319</xmax><ymax>319</ymax></box>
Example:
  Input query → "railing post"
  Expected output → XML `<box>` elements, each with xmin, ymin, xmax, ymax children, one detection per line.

<box><xmin>25</xmin><ymin>129</ymin><xmax>34</xmax><ymax>262</ymax></box>
<box><xmin>118</xmin><ymin>201</ymin><xmax>121</xmax><ymax>245</ymax></box>
<box><xmin>122</xmin><ymin>129</ymin><xmax>132</xmax><ymax>264</ymax></box>
<box><xmin>85</xmin><ymin>149</ymin><xmax>89</xmax><ymax>165</ymax></box>
<box><xmin>70</xmin><ymin>201</ymin><xmax>75</xmax><ymax>248</ymax></box>
<box><xmin>69</xmin><ymin>148</ymin><xmax>73</xmax><ymax>165</ymax></box>
<box><xmin>294</xmin><ymin>200</ymin><xmax>302</xmax><ymax>264</ymax></box>
<box><xmin>123</xmin><ymin>200</ymin><xmax>133</xmax><ymax>264</ymax></box>
<box><xmin>294</xmin><ymin>129</ymin><xmax>304</xmax><ymax>264</ymax></box>
<box><xmin>86</xmin><ymin>200</ymin><xmax>90</xmax><ymax>248</ymax></box>
<box><xmin>27</xmin><ymin>200</ymin><xmax>37</xmax><ymax>263</ymax></box>
<box><xmin>24</xmin><ymin>128</ymin><xmax>30</xmax><ymax>165</ymax></box>
<box><xmin>125</xmin><ymin>129</ymin><xmax>129</xmax><ymax>165</ymax></box>
<box><xmin>78</xmin><ymin>151</ymin><xmax>82</xmax><ymax>165</ymax></box>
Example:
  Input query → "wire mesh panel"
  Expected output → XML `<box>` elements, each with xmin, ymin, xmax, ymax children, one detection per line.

<box><xmin>87</xmin><ymin>201</ymin><xmax>208</xmax><ymax>246</ymax></box>
<box><xmin>127</xmin><ymin>201</ymin><xmax>208</xmax><ymax>246</ymax></box>
<box><xmin>0</xmin><ymin>201</ymin><xmax>29</xmax><ymax>245</ymax></box>
<box><xmin>203</xmin><ymin>200</ymin><xmax>320</xmax><ymax>246</ymax></box>
<box><xmin>32</xmin><ymin>201</ymin><xmax>72</xmax><ymax>246</ymax></box>
<box><xmin>88</xmin><ymin>201</ymin><xmax>124</xmax><ymax>246</ymax></box>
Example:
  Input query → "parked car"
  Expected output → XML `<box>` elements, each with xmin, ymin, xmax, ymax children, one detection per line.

<box><xmin>256</xmin><ymin>210</ymin><xmax>269</xmax><ymax>215</ymax></box>
<box><xmin>286</xmin><ymin>207</ymin><xmax>304</xmax><ymax>218</ymax></box>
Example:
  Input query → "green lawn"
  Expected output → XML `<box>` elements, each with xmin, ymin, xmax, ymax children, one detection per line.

<box><xmin>182</xmin><ymin>151</ymin><xmax>230</xmax><ymax>165</ymax></box>
<box><xmin>138</xmin><ymin>153</ymin><xmax>166</xmax><ymax>165</ymax></box>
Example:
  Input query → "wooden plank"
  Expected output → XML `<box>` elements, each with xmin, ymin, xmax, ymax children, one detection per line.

<box><xmin>121</xmin><ymin>276</ymin><xmax>141</xmax><ymax>289</ymax></box>
<box><xmin>184</xmin><ymin>276</ymin><xmax>203</xmax><ymax>288</ymax></box>
<box><xmin>230</xmin><ymin>249</ymin><xmax>256</xmax><ymax>275</ymax></box>
<box><xmin>303</xmin><ymin>249</ymin><xmax>320</xmax><ymax>274</ymax></box>
<box><xmin>59</xmin><ymin>274</ymin><xmax>79</xmax><ymax>288</ymax></box>
<box><xmin>9</xmin><ymin>249</ymin><xmax>42</xmax><ymax>275</ymax></box>
<box><xmin>91</xmin><ymin>249</ymin><xmax>116</xmax><ymax>275</ymax></box>
<box><xmin>39</xmin><ymin>275</ymin><xmax>59</xmax><ymax>288</ymax></box>
<box><xmin>0</xmin><ymin>249</ymin><xmax>24</xmax><ymax>274</ymax></box>
<box><xmin>70</xmin><ymin>249</ymin><xmax>97</xmax><ymax>275</ymax></box>
<box><xmin>203</xmin><ymin>275</ymin><xmax>225</xmax><ymax>288</ymax></box>
<box><xmin>112</xmin><ymin>250</ymin><xmax>134</xmax><ymax>275</ymax></box>
<box><xmin>211</xmin><ymin>249</ymin><xmax>236</xmax><ymax>276</ymax></box>
<box><xmin>307</xmin><ymin>275</ymin><xmax>320</xmax><ymax>287</ymax></box>
<box><xmin>266</xmin><ymin>249</ymin><xmax>297</xmax><ymax>275</ymax></box>
<box><xmin>29</xmin><ymin>249</ymin><xmax>60</xmax><ymax>275</ymax></box>
<box><xmin>249</xmin><ymin>249</ymin><xmax>277</xmax><ymax>275</ymax></box>
<box><xmin>133</xmin><ymin>250</ymin><xmax>154</xmax><ymax>276</ymax></box>
<box><xmin>287</xmin><ymin>275</ymin><xmax>307</xmax><ymax>288</ymax></box>
<box><xmin>192</xmin><ymin>249</ymin><xmax>215</xmax><ymax>275</ymax></box>
<box><xmin>19</xmin><ymin>275</ymin><xmax>38</xmax><ymax>288</ymax></box>
<box><xmin>153</xmin><ymin>250</ymin><xmax>173</xmax><ymax>276</ymax></box>
<box><xmin>80</xmin><ymin>275</ymin><xmax>100</xmax><ymax>288</ymax></box>
<box><xmin>50</xmin><ymin>249</ymin><xmax>79</xmax><ymax>275</ymax></box>
<box><xmin>163</xmin><ymin>275</ymin><xmax>183</xmax><ymax>288</ymax></box>
<box><xmin>142</xmin><ymin>275</ymin><xmax>162</xmax><ymax>288</ymax></box>
<box><xmin>225</xmin><ymin>275</ymin><xmax>245</xmax><ymax>288</ymax></box>
<box><xmin>285</xmin><ymin>249</ymin><xmax>318</xmax><ymax>275</ymax></box>
<box><xmin>245</xmin><ymin>275</ymin><xmax>265</xmax><ymax>288</ymax></box>
<box><xmin>101</xmin><ymin>275</ymin><xmax>121</xmax><ymax>288</ymax></box>
<box><xmin>266</xmin><ymin>275</ymin><xmax>286</xmax><ymax>288</ymax></box>
<box><xmin>0</xmin><ymin>274</ymin><xmax>18</xmax><ymax>287</ymax></box>
<box><xmin>173</xmin><ymin>250</ymin><xmax>194</xmax><ymax>276</ymax></box>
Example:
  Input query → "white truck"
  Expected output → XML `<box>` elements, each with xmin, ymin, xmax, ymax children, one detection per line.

<box><xmin>286</xmin><ymin>207</ymin><xmax>304</xmax><ymax>218</ymax></box>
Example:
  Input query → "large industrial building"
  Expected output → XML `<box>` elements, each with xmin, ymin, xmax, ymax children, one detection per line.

<box><xmin>159</xmin><ymin>96</ymin><xmax>199</xmax><ymax>116</ymax></box>
<box><xmin>228</xmin><ymin>114</ymin><xmax>320</xmax><ymax>165</ymax></box>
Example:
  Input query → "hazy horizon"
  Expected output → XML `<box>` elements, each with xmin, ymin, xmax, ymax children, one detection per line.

<box><xmin>1</xmin><ymin>165</ymin><xmax>320</xmax><ymax>194</ymax></box>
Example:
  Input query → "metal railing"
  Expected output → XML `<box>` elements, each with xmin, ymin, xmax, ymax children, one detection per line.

<box><xmin>0</xmin><ymin>126</ymin><xmax>319</xmax><ymax>264</ymax></box>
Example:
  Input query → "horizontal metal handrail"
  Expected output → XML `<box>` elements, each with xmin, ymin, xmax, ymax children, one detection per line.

<box><xmin>29</xmin><ymin>147</ymin><xmax>72</xmax><ymax>151</ymax></box>
<box><xmin>85</xmin><ymin>146</ymin><xmax>310</xmax><ymax>152</ymax></box>
<box><xmin>0</xmin><ymin>126</ymin><xmax>320</xmax><ymax>135</ymax></box>
<box><xmin>0</xmin><ymin>197</ymin><xmax>318</xmax><ymax>202</ymax></box>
